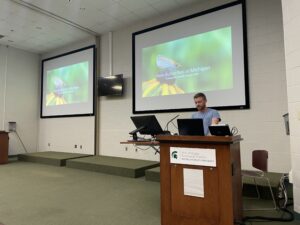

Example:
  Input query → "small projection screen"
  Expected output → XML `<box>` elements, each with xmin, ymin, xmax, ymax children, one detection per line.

<box><xmin>132</xmin><ymin>0</ymin><xmax>249</xmax><ymax>114</ymax></box>
<box><xmin>41</xmin><ymin>45</ymin><xmax>95</xmax><ymax>118</ymax></box>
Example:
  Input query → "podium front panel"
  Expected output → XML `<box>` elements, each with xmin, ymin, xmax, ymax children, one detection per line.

<box><xmin>158</xmin><ymin>136</ymin><xmax>242</xmax><ymax>225</ymax></box>
<box><xmin>171</xmin><ymin>164</ymin><xmax>220</xmax><ymax>224</ymax></box>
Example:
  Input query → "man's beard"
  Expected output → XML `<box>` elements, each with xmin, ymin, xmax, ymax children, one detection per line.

<box><xmin>197</xmin><ymin>106</ymin><xmax>206</xmax><ymax>111</ymax></box>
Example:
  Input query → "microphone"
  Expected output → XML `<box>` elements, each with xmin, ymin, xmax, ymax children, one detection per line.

<box><xmin>165</xmin><ymin>114</ymin><xmax>179</xmax><ymax>132</ymax></box>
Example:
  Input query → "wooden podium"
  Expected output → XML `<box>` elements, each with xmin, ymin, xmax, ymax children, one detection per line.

<box><xmin>0</xmin><ymin>131</ymin><xmax>9</xmax><ymax>164</ymax></box>
<box><xmin>156</xmin><ymin>135</ymin><xmax>243</xmax><ymax>225</ymax></box>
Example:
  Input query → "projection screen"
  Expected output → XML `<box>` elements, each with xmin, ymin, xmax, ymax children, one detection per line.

<box><xmin>132</xmin><ymin>0</ymin><xmax>249</xmax><ymax>114</ymax></box>
<box><xmin>41</xmin><ymin>46</ymin><xmax>95</xmax><ymax>118</ymax></box>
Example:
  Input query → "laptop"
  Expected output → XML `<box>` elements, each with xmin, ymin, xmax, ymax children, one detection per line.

<box><xmin>209</xmin><ymin>124</ymin><xmax>232</xmax><ymax>136</ymax></box>
<box><xmin>177</xmin><ymin>119</ymin><xmax>204</xmax><ymax>136</ymax></box>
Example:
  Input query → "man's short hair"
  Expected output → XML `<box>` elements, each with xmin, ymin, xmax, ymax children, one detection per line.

<box><xmin>194</xmin><ymin>92</ymin><xmax>207</xmax><ymax>100</ymax></box>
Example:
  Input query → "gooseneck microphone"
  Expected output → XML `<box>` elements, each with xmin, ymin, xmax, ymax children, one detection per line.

<box><xmin>165</xmin><ymin>114</ymin><xmax>180</xmax><ymax>132</ymax></box>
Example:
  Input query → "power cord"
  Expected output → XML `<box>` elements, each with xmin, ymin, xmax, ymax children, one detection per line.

<box><xmin>242</xmin><ymin>205</ymin><xmax>294</xmax><ymax>222</ymax></box>
<box><xmin>277</xmin><ymin>174</ymin><xmax>289</xmax><ymax>208</ymax></box>
<box><xmin>134</xmin><ymin>145</ymin><xmax>152</xmax><ymax>151</ymax></box>
<box><xmin>242</xmin><ymin>173</ymin><xmax>294</xmax><ymax>223</ymax></box>
<box><xmin>231</xmin><ymin>126</ymin><xmax>238</xmax><ymax>135</ymax></box>
<box><xmin>11</xmin><ymin>130</ymin><xmax>28</xmax><ymax>153</ymax></box>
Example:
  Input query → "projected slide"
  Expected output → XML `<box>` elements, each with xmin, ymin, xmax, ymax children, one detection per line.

<box><xmin>133</xmin><ymin>1</ymin><xmax>248</xmax><ymax>113</ymax></box>
<box><xmin>46</xmin><ymin>61</ymin><xmax>89</xmax><ymax>106</ymax></box>
<box><xmin>142</xmin><ymin>26</ymin><xmax>232</xmax><ymax>97</ymax></box>
<box><xmin>41</xmin><ymin>46</ymin><xmax>95</xmax><ymax>118</ymax></box>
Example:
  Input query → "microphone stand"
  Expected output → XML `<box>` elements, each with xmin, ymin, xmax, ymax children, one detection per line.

<box><xmin>165</xmin><ymin>115</ymin><xmax>179</xmax><ymax>133</ymax></box>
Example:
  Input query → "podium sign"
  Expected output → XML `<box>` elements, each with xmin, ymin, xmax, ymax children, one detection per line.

<box><xmin>170</xmin><ymin>147</ymin><xmax>216</xmax><ymax>167</ymax></box>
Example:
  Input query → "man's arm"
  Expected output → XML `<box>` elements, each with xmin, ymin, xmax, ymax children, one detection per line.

<box><xmin>211</xmin><ymin>110</ymin><xmax>221</xmax><ymax>124</ymax></box>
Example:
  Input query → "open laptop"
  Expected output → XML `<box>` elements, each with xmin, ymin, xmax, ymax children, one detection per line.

<box><xmin>209</xmin><ymin>124</ymin><xmax>232</xmax><ymax>136</ymax></box>
<box><xmin>177</xmin><ymin>119</ymin><xmax>204</xmax><ymax>136</ymax></box>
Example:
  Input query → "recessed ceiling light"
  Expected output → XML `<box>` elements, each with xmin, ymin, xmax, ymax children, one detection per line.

<box><xmin>10</xmin><ymin>29</ymin><xmax>14</xmax><ymax>32</ymax></box>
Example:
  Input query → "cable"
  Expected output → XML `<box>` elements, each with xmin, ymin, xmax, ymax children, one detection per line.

<box><xmin>242</xmin><ymin>173</ymin><xmax>295</xmax><ymax>223</ymax></box>
<box><xmin>134</xmin><ymin>145</ymin><xmax>152</xmax><ymax>151</ymax></box>
<box><xmin>231</xmin><ymin>126</ymin><xmax>238</xmax><ymax>135</ymax></box>
<box><xmin>243</xmin><ymin>180</ymin><xmax>294</xmax><ymax>223</ymax></box>
<box><xmin>14</xmin><ymin>130</ymin><xmax>28</xmax><ymax>153</ymax></box>
<box><xmin>277</xmin><ymin>174</ymin><xmax>289</xmax><ymax>208</ymax></box>
<box><xmin>164</xmin><ymin>115</ymin><xmax>179</xmax><ymax>131</ymax></box>
<box><xmin>170</xmin><ymin>121</ymin><xmax>178</xmax><ymax>129</ymax></box>
<box><xmin>242</xmin><ymin>206</ymin><xmax>294</xmax><ymax>222</ymax></box>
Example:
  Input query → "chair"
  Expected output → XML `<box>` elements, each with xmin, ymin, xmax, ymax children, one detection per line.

<box><xmin>242</xmin><ymin>150</ymin><xmax>277</xmax><ymax>210</ymax></box>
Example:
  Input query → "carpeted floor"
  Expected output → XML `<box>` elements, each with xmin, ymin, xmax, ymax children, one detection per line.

<box><xmin>0</xmin><ymin>161</ymin><xmax>298</xmax><ymax>225</ymax></box>
<box><xmin>0</xmin><ymin>161</ymin><xmax>160</xmax><ymax>225</ymax></box>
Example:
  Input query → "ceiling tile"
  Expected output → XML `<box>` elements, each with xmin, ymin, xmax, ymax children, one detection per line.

<box><xmin>0</xmin><ymin>0</ymin><xmax>203</xmax><ymax>53</ymax></box>
<box><xmin>118</xmin><ymin>0</ymin><xmax>149</xmax><ymax>11</ymax></box>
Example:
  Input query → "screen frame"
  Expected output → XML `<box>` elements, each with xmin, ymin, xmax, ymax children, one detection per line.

<box><xmin>40</xmin><ymin>45</ymin><xmax>96</xmax><ymax>119</ymax></box>
<box><xmin>132</xmin><ymin>0</ymin><xmax>249</xmax><ymax>114</ymax></box>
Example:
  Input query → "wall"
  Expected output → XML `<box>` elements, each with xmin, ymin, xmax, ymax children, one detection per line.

<box><xmin>281</xmin><ymin>0</ymin><xmax>300</xmax><ymax>213</ymax></box>
<box><xmin>98</xmin><ymin>0</ymin><xmax>290</xmax><ymax>172</ymax></box>
<box><xmin>0</xmin><ymin>45</ymin><xmax>40</xmax><ymax>155</ymax></box>
<box><xmin>38</xmin><ymin>37</ymin><xmax>96</xmax><ymax>154</ymax></box>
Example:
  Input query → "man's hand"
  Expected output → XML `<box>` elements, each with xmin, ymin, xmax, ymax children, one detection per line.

<box><xmin>211</xmin><ymin>118</ymin><xmax>219</xmax><ymax>125</ymax></box>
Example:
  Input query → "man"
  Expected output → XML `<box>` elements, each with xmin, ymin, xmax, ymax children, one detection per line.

<box><xmin>192</xmin><ymin>92</ymin><xmax>220</xmax><ymax>135</ymax></box>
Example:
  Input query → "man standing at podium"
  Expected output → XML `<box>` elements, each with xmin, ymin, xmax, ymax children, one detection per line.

<box><xmin>192</xmin><ymin>92</ymin><xmax>220</xmax><ymax>135</ymax></box>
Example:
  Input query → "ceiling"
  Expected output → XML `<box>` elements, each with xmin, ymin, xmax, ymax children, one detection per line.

<box><xmin>0</xmin><ymin>0</ymin><xmax>201</xmax><ymax>54</ymax></box>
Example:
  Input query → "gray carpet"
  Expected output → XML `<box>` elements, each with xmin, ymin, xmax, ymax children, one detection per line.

<box><xmin>0</xmin><ymin>161</ymin><xmax>160</xmax><ymax>225</ymax></box>
<box><xmin>0</xmin><ymin>161</ymin><xmax>298</xmax><ymax>225</ymax></box>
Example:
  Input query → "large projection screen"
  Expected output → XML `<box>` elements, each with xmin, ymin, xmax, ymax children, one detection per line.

<box><xmin>132</xmin><ymin>0</ymin><xmax>249</xmax><ymax>114</ymax></box>
<box><xmin>41</xmin><ymin>46</ymin><xmax>95</xmax><ymax>118</ymax></box>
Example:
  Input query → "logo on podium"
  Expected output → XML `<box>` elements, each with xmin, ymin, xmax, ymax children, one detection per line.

<box><xmin>171</xmin><ymin>150</ymin><xmax>178</xmax><ymax>159</ymax></box>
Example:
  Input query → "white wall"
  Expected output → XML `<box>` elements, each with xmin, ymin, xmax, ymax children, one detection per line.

<box><xmin>0</xmin><ymin>45</ymin><xmax>40</xmax><ymax>155</ymax></box>
<box><xmin>281</xmin><ymin>0</ymin><xmax>300</xmax><ymax>213</ymax></box>
<box><xmin>98</xmin><ymin>0</ymin><xmax>290</xmax><ymax>172</ymax></box>
<box><xmin>38</xmin><ymin>37</ymin><xmax>96</xmax><ymax>154</ymax></box>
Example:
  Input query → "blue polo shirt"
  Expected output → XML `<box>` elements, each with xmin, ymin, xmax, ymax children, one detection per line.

<box><xmin>192</xmin><ymin>108</ymin><xmax>220</xmax><ymax>135</ymax></box>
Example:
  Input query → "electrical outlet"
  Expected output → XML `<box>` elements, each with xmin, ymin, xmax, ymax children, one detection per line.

<box><xmin>74</xmin><ymin>144</ymin><xmax>77</xmax><ymax>148</ymax></box>
<box><xmin>80</xmin><ymin>145</ymin><xmax>82</xmax><ymax>149</ymax></box>
<box><xmin>125</xmin><ymin>146</ymin><xmax>128</xmax><ymax>151</ymax></box>
<box><xmin>8</xmin><ymin>121</ymin><xmax>16</xmax><ymax>132</ymax></box>
<box><xmin>48</xmin><ymin>143</ymin><xmax>50</xmax><ymax>147</ymax></box>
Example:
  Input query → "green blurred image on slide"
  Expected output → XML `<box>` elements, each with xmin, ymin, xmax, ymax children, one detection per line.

<box><xmin>46</xmin><ymin>61</ymin><xmax>89</xmax><ymax>106</ymax></box>
<box><xmin>142</xmin><ymin>26</ymin><xmax>233</xmax><ymax>97</ymax></box>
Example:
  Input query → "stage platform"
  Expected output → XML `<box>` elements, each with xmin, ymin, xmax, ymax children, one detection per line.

<box><xmin>66</xmin><ymin>155</ymin><xmax>159</xmax><ymax>178</ymax></box>
<box><xmin>18</xmin><ymin>151</ymin><xmax>91</xmax><ymax>166</ymax></box>
<box><xmin>145</xmin><ymin>166</ymin><xmax>160</xmax><ymax>182</ymax></box>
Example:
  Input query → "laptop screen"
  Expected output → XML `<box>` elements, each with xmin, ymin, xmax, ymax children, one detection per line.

<box><xmin>177</xmin><ymin>119</ymin><xmax>204</xmax><ymax>136</ymax></box>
